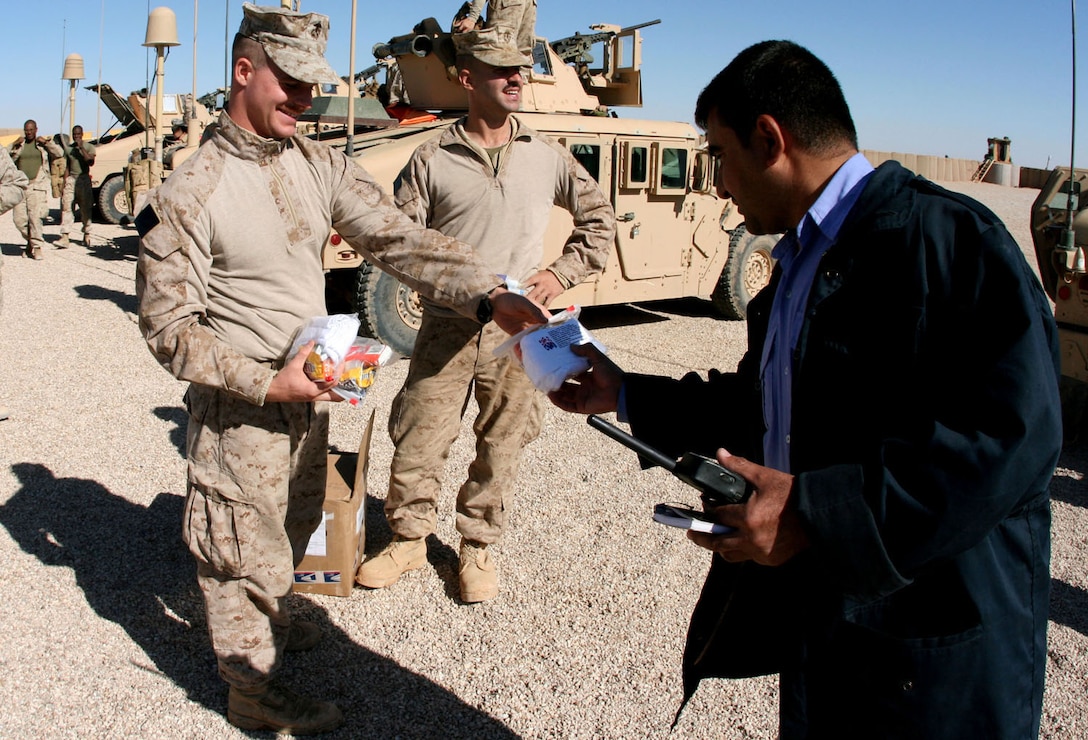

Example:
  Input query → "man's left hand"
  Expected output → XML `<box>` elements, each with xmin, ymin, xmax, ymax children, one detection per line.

<box><xmin>523</xmin><ymin>270</ymin><xmax>565</xmax><ymax>308</ymax></box>
<box><xmin>687</xmin><ymin>450</ymin><xmax>811</xmax><ymax>566</ymax></box>
<box><xmin>490</xmin><ymin>287</ymin><xmax>549</xmax><ymax>335</ymax></box>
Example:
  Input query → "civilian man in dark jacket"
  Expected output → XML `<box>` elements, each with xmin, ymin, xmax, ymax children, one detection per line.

<box><xmin>549</xmin><ymin>40</ymin><xmax>1061</xmax><ymax>739</ymax></box>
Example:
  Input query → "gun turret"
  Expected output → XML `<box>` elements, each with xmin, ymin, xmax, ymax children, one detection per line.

<box><xmin>373</xmin><ymin>34</ymin><xmax>433</xmax><ymax>61</ymax></box>
<box><xmin>549</xmin><ymin>19</ymin><xmax>660</xmax><ymax>65</ymax></box>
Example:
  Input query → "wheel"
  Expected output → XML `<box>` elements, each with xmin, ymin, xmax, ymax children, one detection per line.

<box><xmin>97</xmin><ymin>176</ymin><xmax>128</xmax><ymax>225</ymax></box>
<box><xmin>354</xmin><ymin>262</ymin><xmax>422</xmax><ymax>358</ymax></box>
<box><xmin>711</xmin><ymin>225</ymin><xmax>777</xmax><ymax>320</ymax></box>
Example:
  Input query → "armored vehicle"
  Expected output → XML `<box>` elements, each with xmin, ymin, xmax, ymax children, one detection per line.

<box><xmin>322</xmin><ymin>18</ymin><xmax>777</xmax><ymax>356</ymax></box>
<box><xmin>86</xmin><ymin>83</ymin><xmax>214</xmax><ymax>223</ymax></box>
<box><xmin>1032</xmin><ymin>166</ymin><xmax>1088</xmax><ymax>435</ymax></box>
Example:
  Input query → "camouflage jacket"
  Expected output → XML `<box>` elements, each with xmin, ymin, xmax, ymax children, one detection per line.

<box><xmin>0</xmin><ymin>148</ymin><xmax>28</xmax><ymax>215</ymax></box>
<box><xmin>394</xmin><ymin>116</ymin><xmax>615</xmax><ymax>316</ymax></box>
<box><xmin>136</xmin><ymin>111</ymin><xmax>503</xmax><ymax>405</ymax></box>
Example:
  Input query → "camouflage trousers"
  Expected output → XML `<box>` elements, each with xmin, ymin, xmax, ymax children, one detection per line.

<box><xmin>386</xmin><ymin>313</ymin><xmax>543</xmax><ymax>544</ymax></box>
<box><xmin>486</xmin><ymin>0</ymin><xmax>537</xmax><ymax>59</ymax></box>
<box><xmin>183</xmin><ymin>384</ymin><xmax>329</xmax><ymax>691</ymax></box>
<box><xmin>60</xmin><ymin>174</ymin><xmax>93</xmax><ymax>238</ymax></box>
<box><xmin>11</xmin><ymin>185</ymin><xmax>47</xmax><ymax>254</ymax></box>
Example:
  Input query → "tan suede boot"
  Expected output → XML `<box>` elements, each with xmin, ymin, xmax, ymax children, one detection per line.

<box><xmin>56</xmin><ymin>233</ymin><xmax>70</xmax><ymax>248</ymax></box>
<box><xmin>459</xmin><ymin>539</ymin><xmax>498</xmax><ymax>603</ymax></box>
<box><xmin>354</xmin><ymin>536</ymin><xmax>426</xmax><ymax>588</ymax></box>
<box><xmin>227</xmin><ymin>684</ymin><xmax>343</xmax><ymax>734</ymax></box>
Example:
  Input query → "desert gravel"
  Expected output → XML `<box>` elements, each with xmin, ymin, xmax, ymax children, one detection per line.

<box><xmin>0</xmin><ymin>180</ymin><xmax>1084</xmax><ymax>738</ymax></box>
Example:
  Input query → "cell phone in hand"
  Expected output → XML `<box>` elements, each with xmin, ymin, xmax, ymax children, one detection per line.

<box><xmin>653</xmin><ymin>502</ymin><xmax>734</xmax><ymax>535</ymax></box>
<box><xmin>586</xmin><ymin>414</ymin><xmax>749</xmax><ymax>506</ymax></box>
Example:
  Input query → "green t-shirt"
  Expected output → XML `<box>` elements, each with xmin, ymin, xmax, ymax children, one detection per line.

<box><xmin>15</xmin><ymin>142</ymin><xmax>41</xmax><ymax>180</ymax></box>
<box><xmin>66</xmin><ymin>142</ymin><xmax>95</xmax><ymax>177</ymax></box>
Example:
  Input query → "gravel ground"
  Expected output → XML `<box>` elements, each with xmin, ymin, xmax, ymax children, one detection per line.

<box><xmin>0</xmin><ymin>180</ymin><xmax>1084</xmax><ymax>739</ymax></box>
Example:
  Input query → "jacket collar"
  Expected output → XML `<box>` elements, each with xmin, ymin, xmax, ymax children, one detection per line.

<box><xmin>440</xmin><ymin>114</ymin><xmax>534</xmax><ymax>150</ymax></box>
<box><xmin>213</xmin><ymin>110</ymin><xmax>293</xmax><ymax>163</ymax></box>
<box><xmin>837</xmin><ymin>160</ymin><xmax>918</xmax><ymax>239</ymax></box>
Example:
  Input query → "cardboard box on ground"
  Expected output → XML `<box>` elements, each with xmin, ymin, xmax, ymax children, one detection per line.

<box><xmin>293</xmin><ymin>410</ymin><xmax>375</xmax><ymax>597</ymax></box>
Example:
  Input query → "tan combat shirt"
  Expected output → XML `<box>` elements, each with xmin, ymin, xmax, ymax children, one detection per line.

<box><xmin>136</xmin><ymin>111</ymin><xmax>503</xmax><ymax>405</ymax></box>
<box><xmin>394</xmin><ymin>116</ymin><xmax>615</xmax><ymax>317</ymax></box>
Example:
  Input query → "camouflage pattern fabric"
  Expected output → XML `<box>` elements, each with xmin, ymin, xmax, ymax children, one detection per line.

<box><xmin>386</xmin><ymin>313</ymin><xmax>543</xmax><ymax>543</ymax></box>
<box><xmin>184</xmin><ymin>383</ymin><xmax>329</xmax><ymax>689</ymax></box>
<box><xmin>60</xmin><ymin>173</ymin><xmax>93</xmax><ymax>239</ymax></box>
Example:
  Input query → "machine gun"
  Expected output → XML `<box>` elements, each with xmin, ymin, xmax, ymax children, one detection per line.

<box><xmin>350</xmin><ymin>63</ymin><xmax>384</xmax><ymax>85</ymax></box>
<box><xmin>549</xmin><ymin>19</ymin><xmax>660</xmax><ymax>66</ymax></box>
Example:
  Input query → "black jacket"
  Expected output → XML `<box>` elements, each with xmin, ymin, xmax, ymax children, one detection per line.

<box><xmin>625</xmin><ymin>162</ymin><xmax>1061</xmax><ymax>739</ymax></box>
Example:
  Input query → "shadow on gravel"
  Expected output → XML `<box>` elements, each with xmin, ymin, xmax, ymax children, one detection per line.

<box><xmin>578</xmin><ymin>297</ymin><xmax>732</xmax><ymax>332</ymax></box>
<box><xmin>0</xmin><ymin>463</ymin><xmax>518</xmax><ymax>739</ymax></box>
<box><xmin>1050</xmin><ymin>579</ymin><xmax>1088</xmax><ymax>637</ymax></box>
<box><xmin>84</xmin><ymin>234</ymin><xmax>139</xmax><ymax>262</ymax></box>
<box><xmin>73</xmin><ymin>284</ymin><xmax>138</xmax><ymax>315</ymax></box>
<box><xmin>1051</xmin><ymin>438</ymin><xmax>1088</xmax><ymax>509</ymax></box>
<box><xmin>152</xmin><ymin>406</ymin><xmax>188</xmax><ymax>459</ymax></box>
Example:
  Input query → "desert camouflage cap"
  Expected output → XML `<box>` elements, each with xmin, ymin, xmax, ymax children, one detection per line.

<box><xmin>239</xmin><ymin>3</ymin><xmax>341</xmax><ymax>85</ymax></box>
<box><xmin>453</xmin><ymin>27</ymin><xmax>532</xmax><ymax>68</ymax></box>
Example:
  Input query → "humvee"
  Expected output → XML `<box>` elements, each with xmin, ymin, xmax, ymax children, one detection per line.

<box><xmin>1032</xmin><ymin>166</ymin><xmax>1088</xmax><ymax>436</ymax></box>
<box><xmin>322</xmin><ymin>18</ymin><xmax>777</xmax><ymax>356</ymax></box>
<box><xmin>86</xmin><ymin>83</ymin><xmax>215</xmax><ymax>224</ymax></box>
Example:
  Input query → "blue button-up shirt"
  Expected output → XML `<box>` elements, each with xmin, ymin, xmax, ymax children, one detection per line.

<box><xmin>760</xmin><ymin>153</ymin><xmax>874</xmax><ymax>472</ymax></box>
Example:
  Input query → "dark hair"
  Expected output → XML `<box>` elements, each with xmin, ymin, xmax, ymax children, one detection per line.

<box><xmin>231</xmin><ymin>33</ymin><xmax>267</xmax><ymax>69</ymax></box>
<box><xmin>694</xmin><ymin>40</ymin><xmax>857</xmax><ymax>153</ymax></box>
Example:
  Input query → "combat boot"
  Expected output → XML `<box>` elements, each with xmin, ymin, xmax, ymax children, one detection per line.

<box><xmin>227</xmin><ymin>684</ymin><xmax>343</xmax><ymax>734</ymax></box>
<box><xmin>459</xmin><ymin>538</ymin><xmax>498</xmax><ymax>603</ymax></box>
<box><xmin>55</xmin><ymin>233</ymin><xmax>69</xmax><ymax>248</ymax></box>
<box><xmin>354</xmin><ymin>536</ymin><xmax>426</xmax><ymax>588</ymax></box>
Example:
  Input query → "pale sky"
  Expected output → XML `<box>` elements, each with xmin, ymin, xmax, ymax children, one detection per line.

<box><xmin>2</xmin><ymin>0</ymin><xmax>1082</xmax><ymax>171</ymax></box>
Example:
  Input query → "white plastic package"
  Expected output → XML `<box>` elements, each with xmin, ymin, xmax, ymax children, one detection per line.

<box><xmin>494</xmin><ymin>306</ymin><xmax>606</xmax><ymax>392</ymax></box>
<box><xmin>287</xmin><ymin>314</ymin><xmax>361</xmax><ymax>383</ymax></box>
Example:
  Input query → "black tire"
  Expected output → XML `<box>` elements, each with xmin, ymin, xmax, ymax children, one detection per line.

<box><xmin>354</xmin><ymin>262</ymin><xmax>422</xmax><ymax>358</ymax></box>
<box><xmin>711</xmin><ymin>225</ymin><xmax>777</xmax><ymax>320</ymax></box>
<box><xmin>97</xmin><ymin>176</ymin><xmax>128</xmax><ymax>225</ymax></box>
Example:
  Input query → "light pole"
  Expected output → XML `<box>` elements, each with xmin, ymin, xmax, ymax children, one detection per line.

<box><xmin>62</xmin><ymin>53</ymin><xmax>85</xmax><ymax>135</ymax></box>
<box><xmin>346</xmin><ymin>0</ymin><xmax>358</xmax><ymax>155</ymax></box>
<box><xmin>143</xmin><ymin>6</ymin><xmax>180</xmax><ymax>163</ymax></box>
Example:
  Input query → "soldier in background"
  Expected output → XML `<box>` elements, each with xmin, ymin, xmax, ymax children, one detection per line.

<box><xmin>355</xmin><ymin>28</ymin><xmax>614</xmax><ymax>603</ymax></box>
<box><xmin>57</xmin><ymin>125</ymin><xmax>96</xmax><ymax>248</ymax></box>
<box><xmin>8</xmin><ymin>120</ymin><xmax>63</xmax><ymax>259</ymax></box>
<box><xmin>136</xmin><ymin>3</ymin><xmax>546</xmax><ymax>734</ymax></box>
<box><xmin>0</xmin><ymin>147</ymin><xmax>29</xmax><ymax>421</ymax></box>
<box><xmin>49</xmin><ymin>134</ymin><xmax>66</xmax><ymax>201</ymax></box>
<box><xmin>453</xmin><ymin>0</ymin><xmax>537</xmax><ymax>60</ymax></box>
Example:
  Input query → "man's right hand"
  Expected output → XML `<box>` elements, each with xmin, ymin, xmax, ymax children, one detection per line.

<box><xmin>265</xmin><ymin>341</ymin><xmax>342</xmax><ymax>403</ymax></box>
<box><xmin>490</xmin><ymin>287</ymin><xmax>549</xmax><ymax>335</ymax></box>
<box><xmin>547</xmin><ymin>343</ymin><xmax>625</xmax><ymax>415</ymax></box>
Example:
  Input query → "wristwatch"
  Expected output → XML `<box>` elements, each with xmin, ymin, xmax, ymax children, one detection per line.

<box><xmin>476</xmin><ymin>292</ymin><xmax>494</xmax><ymax>324</ymax></box>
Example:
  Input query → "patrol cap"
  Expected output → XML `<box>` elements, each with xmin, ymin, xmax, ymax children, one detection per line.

<box><xmin>453</xmin><ymin>27</ymin><xmax>532</xmax><ymax>68</ymax></box>
<box><xmin>238</xmin><ymin>3</ymin><xmax>341</xmax><ymax>85</ymax></box>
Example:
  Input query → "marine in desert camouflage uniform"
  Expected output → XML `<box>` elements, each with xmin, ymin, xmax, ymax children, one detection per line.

<box><xmin>8</xmin><ymin>120</ymin><xmax>63</xmax><ymax>259</ymax></box>
<box><xmin>454</xmin><ymin>0</ymin><xmax>537</xmax><ymax>59</ymax></box>
<box><xmin>58</xmin><ymin>125</ymin><xmax>96</xmax><ymax>247</ymax></box>
<box><xmin>135</xmin><ymin>4</ymin><xmax>546</xmax><ymax>734</ymax></box>
<box><xmin>355</xmin><ymin>28</ymin><xmax>614</xmax><ymax>603</ymax></box>
<box><xmin>0</xmin><ymin>148</ymin><xmax>28</xmax><ymax>421</ymax></box>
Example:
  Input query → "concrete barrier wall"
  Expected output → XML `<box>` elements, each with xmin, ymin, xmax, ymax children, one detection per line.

<box><xmin>862</xmin><ymin>150</ymin><xmax>980</xmax><ymax>182</ymax></box>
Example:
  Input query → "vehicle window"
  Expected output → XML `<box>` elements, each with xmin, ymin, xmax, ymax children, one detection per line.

<box><xmin>630</xmin><ymin>146</ymin><xmax>648</xmax><ymax>184</ymax></box>
<box><xmin>570</xmin><ymin>144</ymin><xmax>601</xmax><ymax>182</ymax></box>
<box><xmin>660</xmin><ymin>147</ymin><xmax>687</xmax><ymax>190</ymax></box>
